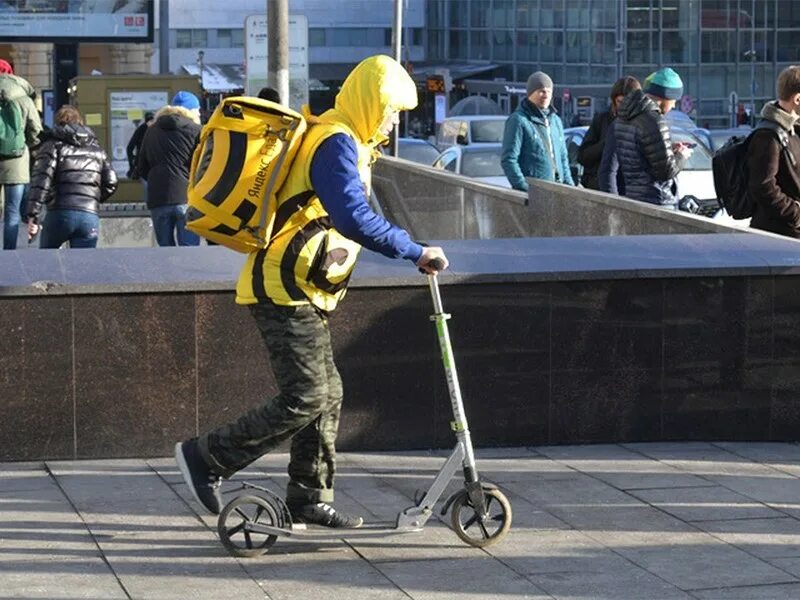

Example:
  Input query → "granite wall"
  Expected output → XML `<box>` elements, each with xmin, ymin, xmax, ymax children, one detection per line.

<box><xmin>2</xmin><ymin>249</ymin><xmax>799</xmax><ymax>461</ymax></box>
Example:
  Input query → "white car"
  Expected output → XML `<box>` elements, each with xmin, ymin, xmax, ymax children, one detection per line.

<box><xmin>563</xmin><ymin>125</ymin><xmax>736</xmax><ymax>220</ymax></box>
<box><xmin>431</xmin><ymin>143</ymin><xmax>510</xmax><ymax>188</ymax></box>
<box><xmin>435</xmin><ymin>116</ymin><xmax>508</xmax><ymax>150</ymax></box>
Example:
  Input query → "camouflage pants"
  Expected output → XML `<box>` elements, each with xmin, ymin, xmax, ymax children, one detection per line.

<box><xmin>199</xmin><ymin>302</ymin><xmax>343</xmax><ymax>504</ymax></box>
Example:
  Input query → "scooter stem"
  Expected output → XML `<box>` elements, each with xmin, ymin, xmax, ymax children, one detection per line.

<box><xmin>427</xmin><ymin>272</ymin><xmax>479</xmax><ymax>482</ymax></box>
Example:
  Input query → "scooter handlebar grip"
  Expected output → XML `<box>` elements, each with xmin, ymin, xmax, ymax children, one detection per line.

<box><xmin>419</xmin><ymin>257</ymin><xmax>446</xmax><ymax>274</ymax></box>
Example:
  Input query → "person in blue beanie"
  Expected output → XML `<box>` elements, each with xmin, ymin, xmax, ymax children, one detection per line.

<box><xmin>612</xmin><ymin>68</ymin><xmax>694</xmax><ymax>208</ymax></box>
<box><xmin>136</xmin><ymin>91</ymin><xmax>202</xmax><ymax>246</ymax></box>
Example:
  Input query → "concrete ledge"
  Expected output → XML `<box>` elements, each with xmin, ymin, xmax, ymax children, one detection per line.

<box><xmin>2</xmin><ymin>235</ymin><xmax>799</xmax><ymax>298</ymax></box>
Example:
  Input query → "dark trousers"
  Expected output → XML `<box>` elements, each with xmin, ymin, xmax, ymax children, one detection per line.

<box><xmin>199</xmin><ymin>302</ymin><xmax>343</xmax><ymax>504</ymax></box>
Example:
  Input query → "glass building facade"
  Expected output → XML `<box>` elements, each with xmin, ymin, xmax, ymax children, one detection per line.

<box><xmin>427</xmin><ymin>0</ymin><xmax>800</xmax><ymax>126</ymax></box>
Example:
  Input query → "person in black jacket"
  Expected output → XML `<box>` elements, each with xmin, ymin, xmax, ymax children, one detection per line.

<box><xmin>125</xmin><ymin>110</ymin><xmax>154</xmax><ymax>179</ymax></box>
<box><xmin>577</xmin><ymin>76</ymin><xmax>640</xmax><ymax>190</ymax></box>
<box><xmin>25</xmin><ymin>105</ymin><xmax>117</xmax><ymax>249</ymax></box>
<box><xmin>613</xmin><ymin>68</ymin><xmax>693</xmax><ymax>207</ymax></box>
<box><xmin>747</xmin><ymin>66</ymin><xmax>800</xmax><ymax>239</ymax></box>
<box><xmin>137</xmin><ymin>91</ymin><xmax>201</xmax><ymax>246</ymax></box>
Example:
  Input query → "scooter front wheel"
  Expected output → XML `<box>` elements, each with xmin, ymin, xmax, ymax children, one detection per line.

<box><xmin>450</xmin><ymin>488</ymin><xmax>512</xmax><ymax>548</ymax></box>
<box><xmin>218</xmin><ymin>494</ymin><xmax>280</xmax><ymax>557</ymax></box>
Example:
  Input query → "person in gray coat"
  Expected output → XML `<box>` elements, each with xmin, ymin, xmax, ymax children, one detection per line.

<box><xmin>0</xmin><ymin>59</ymin><xmax>42</xmax><ymax>249</ymax></box>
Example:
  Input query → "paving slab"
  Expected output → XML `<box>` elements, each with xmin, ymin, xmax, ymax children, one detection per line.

<box><xmin>628</xmin><ymin>485</ymin><xmax>783</xmax><ymax>522</ymax></box>
<box><xmin>692</xmin><ymin>582</ymin><xmax>800</xmax><ymax>599</ymax></box>
<box><xmin>373</xmin><ymin>556</ymin><xmax>551</xmax><ymax>600</ymax></box>
<box><xmin>695</xmin><ymin>517</ymin><xmax>800</xmax><ymax>560</ymax></box>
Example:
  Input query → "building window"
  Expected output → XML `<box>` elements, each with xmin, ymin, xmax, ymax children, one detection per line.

<box><xmin>516</xmin><ymin>1</ymin><xmax>538</xmax><ymax>28</ymax></box>
<box><xmin>566</xmin><ymin>31</ymin><xmax>589</xmax><ymax>62</ymax></box>
<box><xmin>493</xmin><ymin>30</ymin><xmax>513</xmax><ymax>61</ymax></box>
<box><xmin>627</xmin><ymin>0</ymin><xmax>652</xmax><ymax>29</ymax></box>
<box><xmin>700</xmin><ymin>31</ymin><xmax>735</xmax><ymax>63</ymax></box>
<box><xmin>540</xmin><ymin>0</ymin><xmax>565</xmax><ymax>28</ymax></box>
<box><xmin>217</xmin><ymin>29</ymin><xmax>243</xmax><ymax>48</ymax></box>
<box><xmin>663</xmin><ymin>30</ymin><xmax>696</xmax><ymax>64</ymax></box>
<box><xmin>516</xmin><ymin>31</ymin><xmax>538</xmax><ymax>62</ymax></box>
<box><xmin>449</xmin><ymin>30</ymin><xmax>468</xmax><ymax>59</ymax></box>
<box><xmin>471</xmin><ymin>30</ymin><xmax>489</xmax><ymax>60</ymax></box>
<box><xmin>176</xmin><ymin>29</ymin><xmax>191</xmax><ymax>48</ymax></box>
<box><xmin>449</xmin><ymin>0</ymin><xmax>469</xmax><ymax>27</ymax></box>
<box><xmin>539</xmin><ymin>31</ymin><xmax>564</xmax><ymax>62</ymax></box>
<box><xmin>492</xmin><ymin>0</ymin><xmax>514</xmax><ymax>28</ymax></box>
<box><xmin>176</xmin><ymin>29</ymin><xmax>208</xmax><ymax>49</ymax></box>
<box><xmin>592</xmin><ymin>32</ymin><xmax>617</xmax><ymax>65</ymax></box>
<box><xmin>329</xmin><ymin>28</ymin><xmax>368</xmax><ymax>46</ymax></box>
<box><xmin>566</xmin><ymin>0</ymin><xmax>590</xmax><ymax>28</ymax></box>
<box><xmin>309</xmin><ymin>28</ymin><xmax>326</xmax><ymax>47</ymax></box>
<box><xmin>471</xmin><ymin>0</ymin><xmax>490</xmax><ymax>27</ymax></box>
<box><xmin>626</xmin><ymin>31</ymin><xmax>651</xmax><ymax>63</ymax></box>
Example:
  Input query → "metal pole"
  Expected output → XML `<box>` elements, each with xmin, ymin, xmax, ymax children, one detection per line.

<box><xmin>391</xmin><ymin>0</ymin><xmax>402</xmax><ymax>157</ymax></box>
<box><xmin>403</xmin><ymin>0</ymin><xmax>410</xmax><ymax>138</ymax></box>
<box><xmin>751</xmin><ymin>0</ymin><xmax>756</xmax><ymax>126</ymax></box>
<box><xmin>159</xmin><ymin>0</ymin><xmax>169</xmax><ymax>74</ymax></box>
<box><xmin>267</xmin><ymin>0</ymin><xmax>289</xmax><ymax>106</ymax></box>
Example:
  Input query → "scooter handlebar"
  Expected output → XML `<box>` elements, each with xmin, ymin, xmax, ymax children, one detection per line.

<box><xmin>419</xmin><ymin>257</ymin><xmax>446</xmax><ymax>274</ymax></box>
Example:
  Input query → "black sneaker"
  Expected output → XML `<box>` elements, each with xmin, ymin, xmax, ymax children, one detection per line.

<box><xmin>288</xmin><ymin>501</ymin><xmax>364</xmax><ymax>529</ymax></box>
<box><xmin>174</xmin><ymin>439</ymin><xmax>223</xmax><ymax>515</ymax></box>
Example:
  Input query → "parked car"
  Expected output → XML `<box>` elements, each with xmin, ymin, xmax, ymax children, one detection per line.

<box><xmin>563</xmin><ymin>125</ymin><xmax>730</xmax><ymax>219</ymax></box>
<box><xmin>381</xmin><ymin>137</ymin><xmax>440</xmax><ymax>165</ymax></box>
<box><xmin>431</xmin><ymin>143</ymin><xmax>510</xmax><ymax>188</ymax></box>
<box><xmin>435</xmin><ymin>115</ymin><xmax>508</xmax><ymax>150</ymax></box>
<box><xmin>705</xmin><ymin>126</ymin><xmax>753</xmax><ymax>153</ymax></box>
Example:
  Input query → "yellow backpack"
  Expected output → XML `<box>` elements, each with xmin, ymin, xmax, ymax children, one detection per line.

<box><xmin>186</xmin><ymin>97</ymin><xmax>306</xmax><ymax>252</ymax></box>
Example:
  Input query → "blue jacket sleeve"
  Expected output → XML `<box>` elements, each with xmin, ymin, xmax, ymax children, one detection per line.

<box><xmin>310</xmin><ymin>133</ymin><xmax>423</xmax><ymax>263</ymax></box>
<box><xmin>501</xmin><ymin>114</ymin><xmax>528</xmax><ymax>191</ymax></box>
<box><xmin>598</xmin><ymin>121</ymin><xmax>619</xmax><ymax>195</ymax></box>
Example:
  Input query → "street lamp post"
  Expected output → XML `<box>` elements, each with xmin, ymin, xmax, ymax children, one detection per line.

<box><xmin>197</xmin><ymin>50</ymin><xmax>205</xmax><ymax>92</ymax></box>
<box><xmin>744</xmin><ymin>48</ymin><xmax>756</xmax><ymax>127</ymax></box>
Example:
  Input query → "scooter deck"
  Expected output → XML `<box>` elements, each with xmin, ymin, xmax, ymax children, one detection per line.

<box><xmin>246</xmin><ymin>520</ymin><xmax>424</xmax><ymax>539</ymax></box>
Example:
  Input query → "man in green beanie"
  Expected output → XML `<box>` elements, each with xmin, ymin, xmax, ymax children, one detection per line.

<box><xmin>612</xmin><ymin>67</ymin><xmax>694</xmax><ymax>208</ymax></box>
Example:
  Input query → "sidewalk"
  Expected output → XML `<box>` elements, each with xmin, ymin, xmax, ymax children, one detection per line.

<box><xmin>4</xmin><ymin>442</ymin><xmax>800</xmax><ymax>599</ymax></box>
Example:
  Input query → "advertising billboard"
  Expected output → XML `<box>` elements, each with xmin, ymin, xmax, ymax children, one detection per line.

<box><xmin>0</xmin><ymin>1</ymin><xmax>154</xmax><ymax>42</ymax></box>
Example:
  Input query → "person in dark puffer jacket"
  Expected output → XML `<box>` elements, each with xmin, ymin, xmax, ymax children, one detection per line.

<box><xmin>613</xmin><ymin>68</ymin><xmax>693</xmax><ymax>208</ymax></box>
<box><xmin>137</xmin><ymin>91</ymin><xmax>201</xmax><ymax>246</ymax></box>
<box><xmin>26</xmin><ymin>105</ymin><xmax>117</xmax><ymax>249</ymax></box>
<box><xmin>579</xmin><ymin>76</ymin><xmax>641</xmax><ymax>191</ymax></box>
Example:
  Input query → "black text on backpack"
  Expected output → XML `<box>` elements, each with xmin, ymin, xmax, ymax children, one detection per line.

<box><xmin>712</xmin><ymin>121</ymin><xmax>795</xmax><ymax>220</ymax></box>
<box><xmin>186</xmin><ymin>97</ymin><xmax>307</xmax><ymax>252</ymax></box>
<box><xmin>0</xmin><ymin>90</ymin><xmax>25</xmax><ymax>159</ymax></box>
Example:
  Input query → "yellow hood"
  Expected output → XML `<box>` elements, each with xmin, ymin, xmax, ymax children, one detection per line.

<box><xmin>308</xmin><ymin>55</ymin><xmax>417</xmax><ymax>147</ymax></box>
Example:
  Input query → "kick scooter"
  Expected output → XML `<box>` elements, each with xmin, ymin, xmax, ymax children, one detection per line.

<box><xmin>216</xmin><ymin>260</ymin><xmax>512</xmax><ymax>557</ymax></box>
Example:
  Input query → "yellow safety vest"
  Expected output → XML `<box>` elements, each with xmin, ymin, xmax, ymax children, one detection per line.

<box><xmin>235</xmin><ymin>121</ymin><xmax>375</xmax><ymax>312</ymax></box>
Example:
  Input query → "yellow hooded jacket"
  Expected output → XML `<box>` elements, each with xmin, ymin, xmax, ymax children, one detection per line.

<box><xmin>235</xmin><ymin>55</ymin><xmax>418</xmax><ymax>312</ymax></box>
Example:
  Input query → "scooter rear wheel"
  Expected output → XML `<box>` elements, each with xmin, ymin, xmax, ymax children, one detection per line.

<box><xmin>218</xmin><ymin>494</ymin><xmax>280</xmax><ymax>557</ymax></box>
<box><xmin>450</xmin><ymin>488</ymin><xmax>512</xmax><ymax>548</ymax></box>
